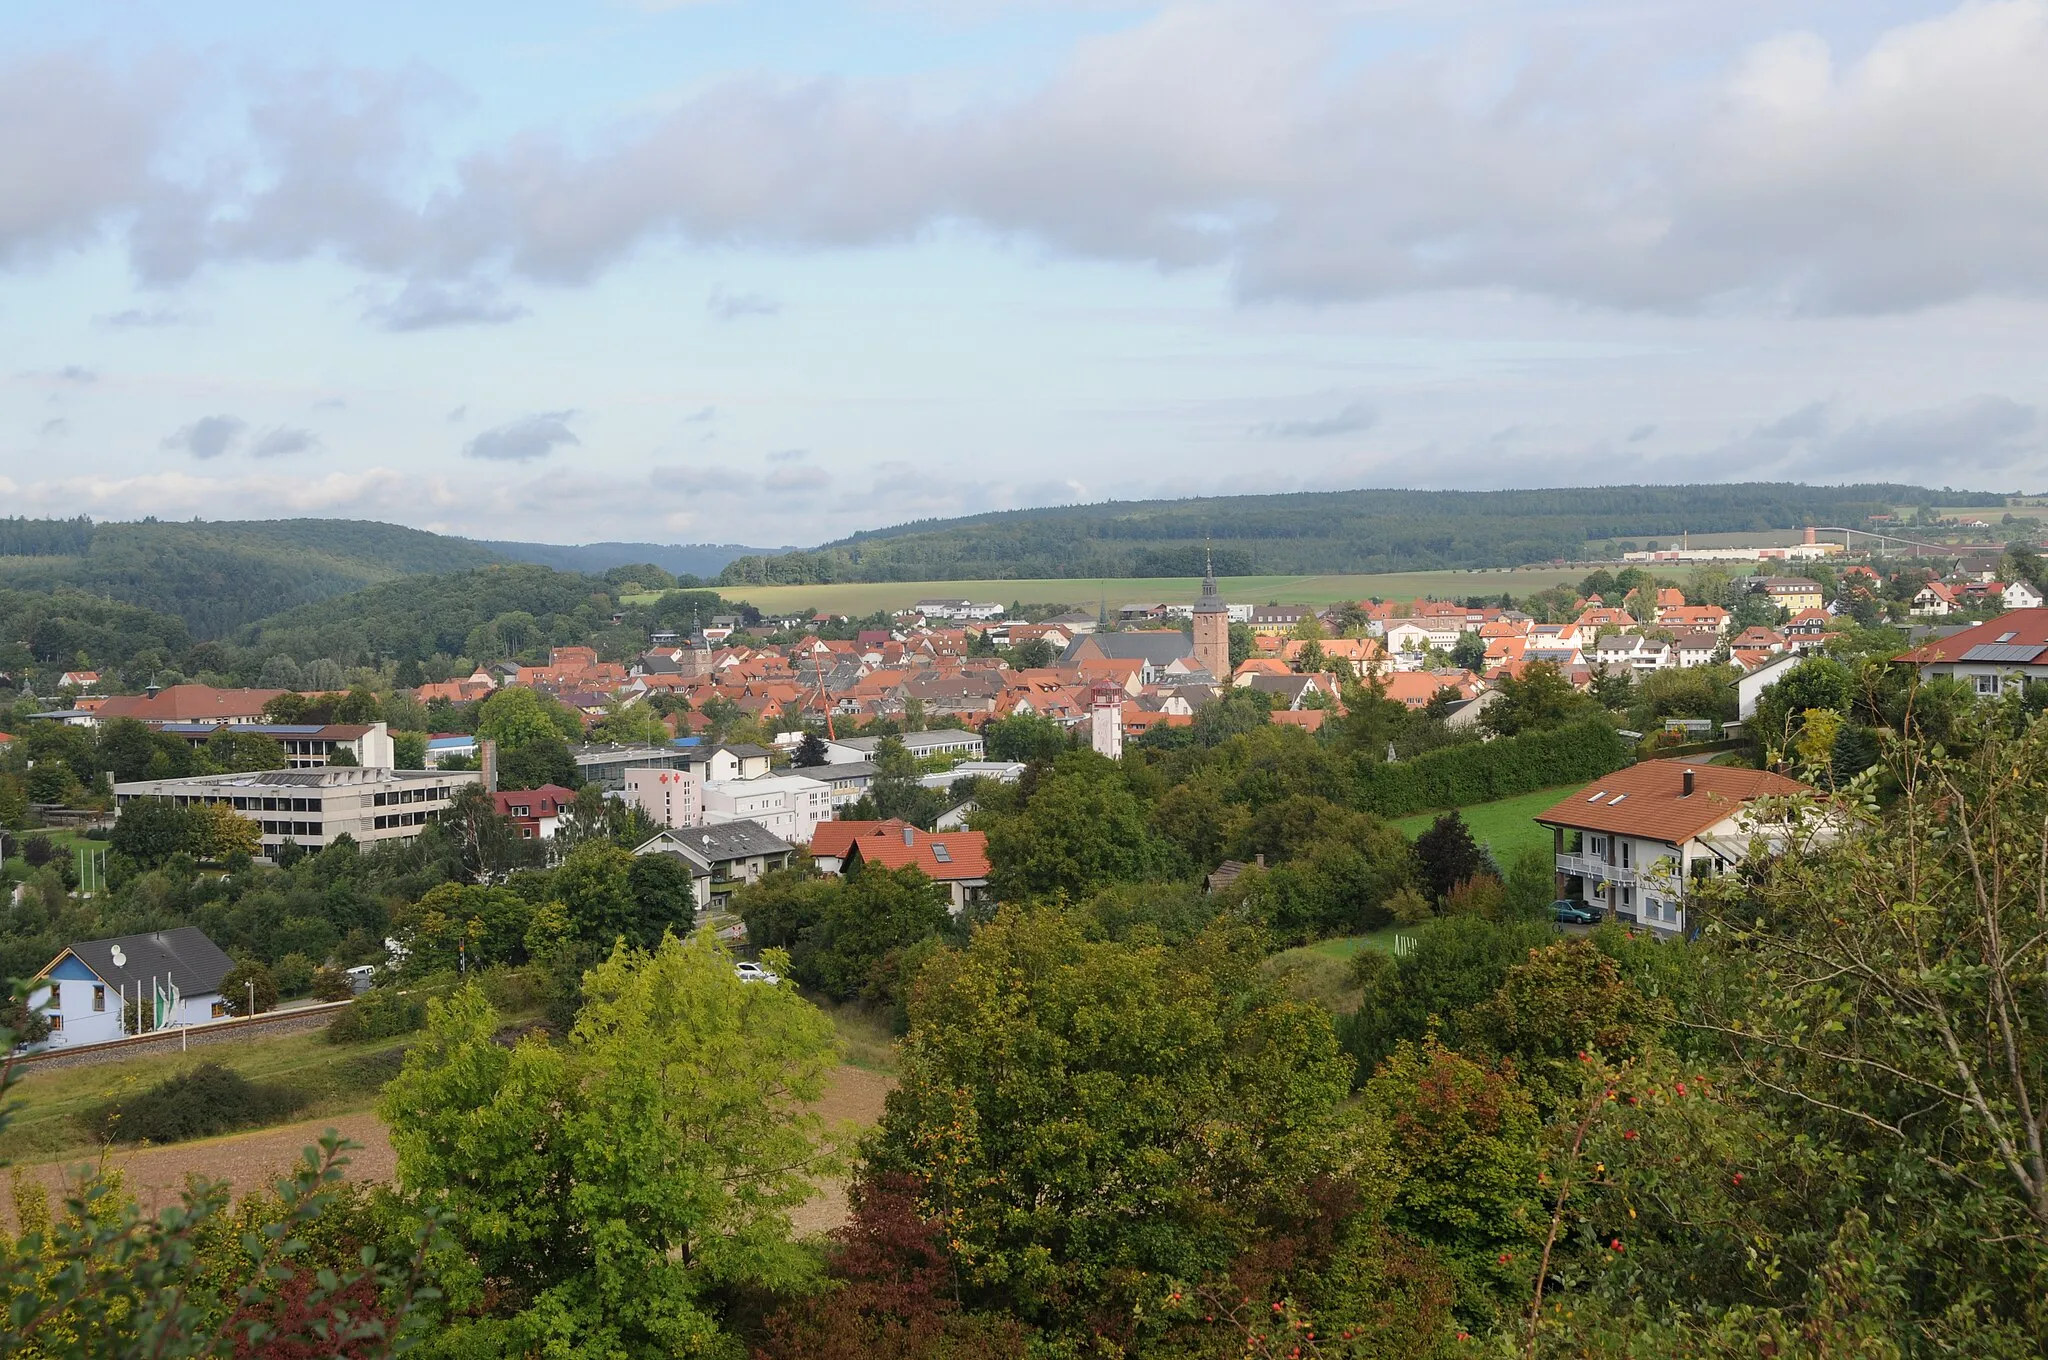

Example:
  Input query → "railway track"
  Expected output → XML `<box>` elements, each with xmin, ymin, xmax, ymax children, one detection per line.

<box><xmin>9</xmin><ymin>1001</ymin><xmax>354</xmax><ymax>1074</ymax></box>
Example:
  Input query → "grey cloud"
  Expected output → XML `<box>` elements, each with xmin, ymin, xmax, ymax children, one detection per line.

<box><xmin>1813</xmin><ymin>395</ymin><xmax>2038</xmax><ymax>476</ymax></box>
<box><xmin>1252</xmin><ymin>400</ymin><xmax>1375</xmax><ymax>439</ymax></box>
<box><xmin>707</xmin><ymin>286</ymin><xmax>781</xmax><ymax>320</ymax></box>
<box><xmin>18</xmin><ymin>7</ymin><xmax>2048</xmax><ymax>317</ymax></box>
<box><xmin>40</xmin><ymin>417</ymin><xmax>68</xmax><ymax>438</ymax></box>
<box><xmin>56</xmin><ymin>365</ymin><xmax>96</xmax><ymax>383</ymax></box>
<box><xmin>464</xmin><ymin>411</ymin><xmax>579</xmax><ymax>462</ymax></box>
<box><xmin>766</xmin><ymin>447</ymin><xmax>805</xmax><ymax>462</ymax></box>
<box><xmin>251</xmin><ymin>426</ymin><xmax>320</xmax><ymax>458</ymax></box>
<box><xmin>1626</xmin><ymin>424</ymin><xmax>1656</xmax><ymax>442</ymax></box>
<box><xmin>1759</xmin><ymin>401</ymin><xmax>1829</xmax><ymax>440</ymax></box>
<box><xmin>367</xmin><ymin>278</ymin><xmax>528</xmax><ymax>331</ymax></box>
<box><xmin>96</xmin><ymin>305</ymin><xmax>194</xmax><ymax>328</ymax></box>
<box><xmin>447</xmin><ymin>404</ymin><xmax>467</xmax><ymax>422</ymax></box>
<box><xmin>765</xmin><ymin>462</ymin><xmax>828</xmax><ymax>492</ymax></box>
<box><xmin>684</xmin><ymin>406</ymin><xmax>715</xmax><ymax>423</ymax></box>
<box><xmin>162</xmin><ymin>414</ymin><xmax>247</xmax><ymax>460</ymax></box>
<box><xmin>651</xmin><ymin>463</ymin><xmax>755</xmax><ymax>494</ymax></box>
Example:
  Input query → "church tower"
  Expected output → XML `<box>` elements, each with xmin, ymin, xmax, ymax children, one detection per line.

<box><xmin>1192</xmin><ymin>546</ymin><xmax>1230</xmax><ymax>682</ymax></box>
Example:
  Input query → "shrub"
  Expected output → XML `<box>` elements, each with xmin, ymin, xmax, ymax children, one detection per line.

<box><xmin>273</xmin><ymin>952</ymin><xmax>316</xmax><ymax>998</ymax></box>
<box><xmin>82</xmin><ymin>1062</ymin><xmax>306</xmax><ymax>1145</ymax></box>
<box><xmin>1385</xmin><ymin>887</ymin><xmax>1434</xmax><ymax>925</ymax></box>
<box><xmin>477</xmin><ymin>965</ymin><xmax>542</xmax><ymax>1015</ymax></box>
<box><xmin>21</xmin><ymin>834</ymin><xmax>55</xmax><ymax>867</ymax></box>
<box><xmin>310</xmin><ymin>967</ymin><xmax>356</xmax><ymax>1002</ymax></box>
<box><xmin>221</xmin><ymin>960</ymin><xmax>279</xmax><ymax>1016</ymax></box>
<box><xmin>1442</xmin><ymin>873</ymin><xmax>1507</xmax><ymax>918</ymax></box>
<box><xmin>1355</xmin><ymin>716</ymin><xmax>1628</xmax><ymax>818</ymax></box>
<box><xmin>325</xmin><ymin>988</ymin><xmax>427</xmax><ymax>1044</ymax></box>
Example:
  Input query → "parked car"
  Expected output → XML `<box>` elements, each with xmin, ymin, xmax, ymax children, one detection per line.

<box><xmin>1550</xmin><ymin>899</ymin><xmax>1602</xmax><ymax>925</ymax></box>
<box><xmin>734</xmin><ymin>961</ymin><xmax>781</xmax><ymax>985</ymax></box>
<box><xmin>344</xmin><ymin>964</ymin><xmax>377</xmax><ymax>995</ymax></box>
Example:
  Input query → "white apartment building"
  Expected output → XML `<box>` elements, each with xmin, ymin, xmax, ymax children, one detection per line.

<box><xmin>114</xmin><ymin>766</ymin><xmax>482</xmax><ymax>859</ymax></box>
<box><xmin>1536</xmin><ymin>760</ymin><xmax>1810</xmax><ymax>935</ymax></box>
<box><xmin>622</xmin><ymin>766</ymin><xmax>704</xmax><ymax>829</ymax></box>
<box><xmin>701</xmin><ymin>772</ymin><xmax>834</xmax><ymax>845</ymax></box>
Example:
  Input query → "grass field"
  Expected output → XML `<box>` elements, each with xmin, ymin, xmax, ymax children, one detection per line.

<box><xmin>674</xmin><ymin>567</ymin><xmax>1593</xmax><ymax>617</ymax></box>
<box><xmin>0</xmin><ymin>1027</ymin><xmax>416</xmax><ymax>1162</ymax></box>
<box><xmin>1393</xmin><ymin>784</ymin><xmax>1579</xmax><ymax>865</ymax></box>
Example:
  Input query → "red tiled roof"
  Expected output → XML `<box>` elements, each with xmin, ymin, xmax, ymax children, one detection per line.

<box><xmin>96</xmin><ymin>685</ymin><xmax>286</xmax><ymax>723</ymax></box>
<box><xmin>828</xmin><ymin>820</ymin><xmax>991</xmax><ymax>881</ymax></box>
<box><xmin>1535</xmin><ymin>759</ymin><xmax>1809</xmax><ymax>844</ymax></box>
<box><xmin>1896</xmin><ymin>609</ymin><xmax>2048</xmax><ymax>664</ymax></box>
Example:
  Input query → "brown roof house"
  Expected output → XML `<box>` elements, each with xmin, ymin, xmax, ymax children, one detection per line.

<box><xmin>1536</xmin><ymin>760</ymin><xmax>1811</xmax><ymax>936</ymax></box>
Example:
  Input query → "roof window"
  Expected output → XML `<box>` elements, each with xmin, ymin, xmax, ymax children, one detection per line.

<box><xmin>1609</xmin><ymin>793</ymin><xmax>1628</xmax><ymax>804</ymax></box>
<box><xmin>1999</xmin><ymin>631</ymin><xmax>2018</xmax><ymax>642</ymax></box>
<box><xmin>932</xmin><ymin>843</ymin><xmax>952</xmax><ymax>863</ymax></box>
<box><xmin>1587</xmin><ymin>791</ymin><xmax>1607</xmax><ymax>801</ymax></box>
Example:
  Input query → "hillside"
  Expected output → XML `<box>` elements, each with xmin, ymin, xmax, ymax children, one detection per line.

<box><xmin>716</xmin><ymin>482</ymin><xmax>2007</xmax><ymax>584</ymax></box>
<box><xmin>473</xmin><ymin>538</ymin><xmax>789</xmax><ymax>579</ymax></box>
<box><xmin>0</xmin><ymin>518</ymin><xmax>503</xmax><ymax>638</ymax></box>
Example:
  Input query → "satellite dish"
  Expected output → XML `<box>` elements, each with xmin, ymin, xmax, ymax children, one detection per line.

<box><xmin>111</xmin><ymin>945</ymin><xmax>126</xmax><ymax>966</ymax></box>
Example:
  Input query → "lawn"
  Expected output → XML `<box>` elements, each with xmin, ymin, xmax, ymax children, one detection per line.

<box><xmin>1264</xmin><ymin>925</ymin><xmax>1433</xmax><ymax>1015</ymax></box>
<box><xmin>677</xmin><ymin>567</ymin><xmax>1593</xmax><ymax>619</ymax></box>
<box><xmin>0</xmin><ymin>1027</ymin><xmax>416</xmax><ymax>1162</ymax></box>
<box><xmin>1392</xmin><ymin>784</ymin><xmax>1580</xmax><ymax>866</ymax></box>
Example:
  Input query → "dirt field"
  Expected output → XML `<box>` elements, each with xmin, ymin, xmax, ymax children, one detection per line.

<box><xmin>6</xmin><ymin>1065</ymin><xmax>894</xmax><ymax>1236</ymax></box>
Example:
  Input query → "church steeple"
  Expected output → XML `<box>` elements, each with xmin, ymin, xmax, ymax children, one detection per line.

<box><xmin>1196</xmin><ymin>540</ymin><xmax>1224</xmax><ymax>614</ymax></box>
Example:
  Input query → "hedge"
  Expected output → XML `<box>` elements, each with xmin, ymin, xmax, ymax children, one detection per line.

<box><xmin>1354</xmin><ymin>717</ymin><xmax>1629</xmax><ymax>819</ymax></box>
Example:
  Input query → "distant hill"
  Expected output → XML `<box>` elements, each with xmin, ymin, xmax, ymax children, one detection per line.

<box><xmin>474</xmin><ymin>539</ymin><xmax>790</xmax><ymax>579</ymax></box>
<box><xmin>716</xmin><ymin>482</ymin><xmax>2010</xmax><ymax>585</ymax></box>
<box><xmin>0</xmin><ymin>518</ymin><xmax>503</xmax><ymax>638</ymax></box>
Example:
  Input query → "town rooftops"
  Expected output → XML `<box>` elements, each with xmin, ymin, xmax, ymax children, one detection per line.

<box><xmin>1535</xmin><ymin>759</ymin><xmax>1809</xmax><ymax>845</ymax></box>
<box><xmin>39</xmin><ymin>926</ymin><xmax>235</xmax><ymax>999</ymax></box>
<box><xmin>95</xmin><ymin>685</ymin><xmax>287</xmax><ymax>723</ymax></box>
<box><xmin>641</xmin><ymin>818</ymin><xmax>795</xmax><ymax>862</ymax></box>
<box><xmin>1059</xmin><ymin>633</ymin><xmax>1194</xmax><ymax>666</ymax></box>
<box><xmin>1895</xmin><ymin>609</ymin><xmax>2048</xmax><ymax>666</ymax></box>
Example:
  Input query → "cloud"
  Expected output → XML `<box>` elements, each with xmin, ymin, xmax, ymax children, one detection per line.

<box><xmin>161</xmin><ymin>414</ymin><xmax>247</xmax><ymax>460</ymax></box>
<box><xmin>464</xmin><ymin>410</ymin><xmax>579</xmax><ymax>462</ymax></box>
<box><xmin>1251</xmin><ymin>401</ymin><xmax>1376</xmax><ymax>439</ymax></box>
<box><xmin>650</xmin><ymin>462</ymin><xmax>754</xmax><ymax>494</ymax></box>
<box><xmin>55</xmin><ymin>365</ymin><xmax>96</xmax><ymax>383</ymax></box>
<box><xmin>765</xmin><ymin>462</ymin><xmax>828</xmax><ymax>492</ymax></box>
<box><xmin>706</xmin><ymin>285</ymin><xmax>781</xmax><ymax>320</ymax></box>
<box><xmin>367</xmin><ymin>277</ymin><xmax>529</xmax><ymax>331</ymax></box>
<box><xmin>766</xmin><ymin>447</ymin><xmax>806</xmax><ymax>462</ymax></box>
<box><xmin>251</xmin><ymin>425</ymin><xmax>320</xmax><ymax>458</ymax></box>
<box><xmin>1759</xmin><ymin>400</ymin><xmax>1829</xmax><ymax>440</ymax></box>
<box><xmin>96</xmin><ymin>305</ymin><xmax>194</xmax><ymax>328</ymax></box>
<box><xmin>684</xmin><ymin>406</ymin><xmax>716</xmax><ymax>423</ymax></box>
<box><xmin>0</xmin><ymin>50</ymin><xmax>177</xmax><ymax>266</ymax></box>
<box><xmin>447</xmin><ymin>404</ymin><xmax>468</xmax><ymax>422</ymax></box>
<box><xmin>1626</xmin><ymin>424</ymin><xmax>1656</xmax><ymax>443</ymax></box>
<box><xmin>40</xmin><ymin>418</ymin><xmax>68</xmax><ymax>438</ymax></box>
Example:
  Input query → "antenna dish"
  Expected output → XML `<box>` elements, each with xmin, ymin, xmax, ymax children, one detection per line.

<box><xmin>111</xmin><ymin>945</ymin><xmax>126</xmax><ymax>967</ymax></box>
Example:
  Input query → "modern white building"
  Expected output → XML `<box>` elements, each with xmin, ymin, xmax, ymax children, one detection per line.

<box><xmin>154</xmin><ymin>721</ymin><xmax>396</xmax><ymax>769</ymax></box>
<box><xmin>113</xmin><ymin>766</ymin><xmax>483</xmax><ymax>859</ymax></box>
<box><xmin>622</xmin><ymin>766</ymin><xmax>704</xmax><ymax>829</ymax></box>
<box><xmin>28</xmin><ymin>926</ymin><xmax>236</xmax><ymax>1048</ymax></box>
<box><xmin>701</xmin><ymin>772</ymin><xmax>834</xmax><ymax>844</ymax></box>
<box><xmin>823</xmin><ymin>730</ymin><xmax>985</xmax><ymax>764</ymax></box>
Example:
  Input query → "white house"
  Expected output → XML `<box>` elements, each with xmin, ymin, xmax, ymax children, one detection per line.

<box><xmin>1910</xmin><ymin>582</ymin><xmax>1957</xmax><ymax>617</ymax></box>
<box><xmin>1736</xmin><ymin>650</ymin><xmax>1806</xmax><ymax>720</ymax></box>
<box><xmin>1536</xmin><ymin>761</ymin><xmax>1812</xmax><ymax>936</ymax></box>
<box><xmin>28</xmin><ymin>927</ymin><xmax>236</xmax><ymax>1047</ymax></box>
<box><xmin>1896</xmin><ymin>610</ymin><xmax>2048</xmax><ymax>699</ymax></box>
<box><xmin>2005</xmin><ymin>581</ymin><xmax>2046</xmax><ymax>610</ymax></box>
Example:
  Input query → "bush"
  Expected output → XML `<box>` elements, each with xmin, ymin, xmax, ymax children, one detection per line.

<box><xmin>273</xmin><ymin>952</ymin><xmax>316</xmax><ymax>998</ymax></box>
<box><xmin>221</xmin><ymin>960</ymin><xmax>279</xmax><ymax>1016</ymax></box>
<box><xmin>325</xmin><ymin>988</ymin><xmax>427</xmax><ymax>1044</ymax></box>
<box><xmin>477</xmin><ymin>965</ymin><xmax>542</xmax><ymax>1014</ymax></box>
<box><xmin>81</xmin><ymin>1062</ymin><xmax>306</xmax><ymax>1145</ymax></box>
<box><xmin>1355</xmin><ymin>716</ymin><xmax>1628</xmax><ymax>818</ymax></box>
<box><xmin>21</xmin><ymin>834</ymin><xmax>55</xmax><ymax>867</ymax></box>
<box><xmin>310</xmin><ymin>967</ymin><xmax>356</xmax><ymax>1002</ymax></box>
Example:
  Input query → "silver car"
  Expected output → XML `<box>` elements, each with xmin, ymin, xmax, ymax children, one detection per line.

<box><xmin>734</xmin><ymin>961</ymin><xmax>781</xmax><ymax>985</ymax></box>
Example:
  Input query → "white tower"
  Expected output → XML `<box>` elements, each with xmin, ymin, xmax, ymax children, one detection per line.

<box><xmin>1090</xmin><ymin>680</ymin><xmax>1124</xmax><ymax>760</ymax></box>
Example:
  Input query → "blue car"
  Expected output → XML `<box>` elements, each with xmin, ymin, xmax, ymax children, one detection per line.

<box><xmin>1551</xmin><ymin>899</ymin><xmax>1603</xmax><ymax>925</ymax></box>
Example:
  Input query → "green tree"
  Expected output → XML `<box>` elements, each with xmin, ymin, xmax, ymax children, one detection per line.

<box><xmin>1479</xmin><ymin>660</ymin><xmax>1589</xmax><ymax>737</ymax></box>
<box><xmin>982</xmin><ymin>712</ymin><xmax>1069</xmax><ymax>764</ymax></box>
<box><xmin>110</xmin><ymin>797</ymin><xmax>195</xmax><ymax>868</ymax></box>
<box><xmin>1227</xmin><ymin>620</ymin><xmax>1258</xmax><ymax>670</ymax></box>
<box><xmin>867</xmin><ymin>908</ymin><xmax>1360</xmax><ymax>1340</ymax></box>
<box><xmin>498</xmin><ymin>735</ymin><xmax>578</xmax><ymax>791</ymax></box>
<box><xmin>625</xmin><ymin>851</ymin><xmax>697</xmax><ymax>944</ymax></box>
<box><xmin>1450</xmin><ymin>631</ymin><xmax>1487</xmax><ymax>672</ymax></box>
<box><xmin>791</xmin><ymin>730</ymin><xmax>830</xmax><ymax>767</ymax></box>
<box><xmin>392</xmin><ymin>729</ymin><xmax>428</xmax><ymax>770</ymax></box>
<box><xmin>477</xmin><ymin>685</ymin><xmax>582</xmax><ymax>749</ymax></box>
<box><xmin>220</xmin><ymin>959</ymin><xmax>278</xmax><ymax>1015</ymax></box>
<box><xmin>1412</xmin><ymin>810</ymin><xmax>1482</xmax><ymax>902</ymax></box>
<box><xmin>794</xmin><ymin>863</ymin><xmax>953</xmax><ymax>1003</ymax></box>
<box><xmin>380</xmin><ymin>934</ymin><xmax>838</xmax><ymax>1356</ymax></box>
<box><xmin>982</xmin><ymin>754</ymin><xmax>1177</xmax><ymax>900</ymax></box>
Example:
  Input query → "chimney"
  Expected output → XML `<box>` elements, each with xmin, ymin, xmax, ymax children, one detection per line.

<box><xmin>1682</xmin><ymin>768</ymin><xmax>1695</xmax><ymax>797</ymax></box>
<box><xmin>1255</xmin><ymin>853</ymin><xmax>1265</xmax><ymax>869</ymax></box>
<box><xmin>481</xmin><ymin>739</ymin><xmax>499</xmax><ymax>794</ymax></box>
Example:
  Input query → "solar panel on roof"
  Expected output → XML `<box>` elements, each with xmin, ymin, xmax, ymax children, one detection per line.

<box><xmin>1958</xmin><ymin>643</ymin><xmax>2047</xmax><ymax>663</ymax></box>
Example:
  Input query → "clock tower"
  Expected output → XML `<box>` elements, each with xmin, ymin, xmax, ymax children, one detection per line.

<box><xmin>1192</xmin><ymin>548</ymin><xmax>1230</xmax><ymax>682</ymax></box>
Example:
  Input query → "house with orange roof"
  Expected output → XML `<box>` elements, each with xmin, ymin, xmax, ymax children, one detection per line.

<box><xmin>1574</xmin><ymin>607</ymin><xmax>1638</xmax><ymax>631</ymax></box>
<box><xmin>1657</xmin><ymin>605</ymin><xmax>1729</xmax><ymax>634</ymax></box>
<box><xmin>1654</xmin><ymin>587</ymin><xmax>1686</xmax><ymax>614</ymax></box>
<box><xmin>1730</xmin><ymin>626</ymin><xmax>1786</xmax><ymax>653</ymax></box>
<box><xmin>1377</xmin><ymin>670</ymin><xmax>1483</xmax><ymax>710</ymax></box>
<box><xmin>1269</xmin><ymin>709</ymin><xmax>1327</xmax><ymax>733</ymax></box>
<box><xmin>812</xmin><ymin>819</ymin><xmax>992</xmax><ymax>912</ymax></box>
<box><xmin>1233</xmin><ymin>657</ymin><xmax>1293</xmax><ymax>679</ymax></box>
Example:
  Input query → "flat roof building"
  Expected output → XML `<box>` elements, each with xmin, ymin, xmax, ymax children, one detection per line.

<box><xmin>114</xmin><ymin>766</ymin><xmax>482</xmax><ymax>859</ymax></box>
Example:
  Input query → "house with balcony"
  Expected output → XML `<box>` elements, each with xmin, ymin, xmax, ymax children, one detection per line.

<box><xmin>1536</xmin><ymin>760</ymin><xmax>1810</xmax><ymax>936</ymax></box>
<box><xmin>632</xmin><ymin>819</ymin><xmax>794</xmax><ymax>912</ymax></box>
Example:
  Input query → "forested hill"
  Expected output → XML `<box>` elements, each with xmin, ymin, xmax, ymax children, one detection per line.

<box><xmin>0</xmin><ymin>518</ymin><xmax>504</xmax><ymax>638</ymax></box>
<box><xmin>717</xmin><ymin>482</ymin><xmax>2006</xmax><ymax>584</ymax></box>
<box><xmin>472</xmin><ymin>538</ymin><xmax>788</xmax><ymax>579</ymax></box>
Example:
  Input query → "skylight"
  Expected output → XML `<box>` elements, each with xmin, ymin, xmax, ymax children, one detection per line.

<box><xmin>931</xmin><ymin>843</ymin><xmax>952</xmax><ymax>863</ymax></box>
<box><xmin>1588</xmin><ymin>791</ymin><xmax>1607</xmax><ymax>801</ymax></box>
<box><xmin>1609</xmin><ymin>794</ymin><xmax>1628</xmax><ymax>804</ymax></box>
<box><xmin>1999</xmin><ymin>631</ymin><xmax>2018</xmax><ymax>642</ymax></box>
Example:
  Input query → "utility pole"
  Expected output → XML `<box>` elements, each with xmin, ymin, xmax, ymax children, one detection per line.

<box><xmin>246</xmin><ymin>979</ymin><xmax>255</xmax><ymax>1018</ymax></box>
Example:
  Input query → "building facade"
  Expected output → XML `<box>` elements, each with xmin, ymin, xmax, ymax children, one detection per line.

<box><xmin>114</xmin><ymin>766</ymin><xmax>483</xmax><ymax>859</ymax></box>
<box><xmin>701</xmin><ymin>772</ymin><xmax>833</xmax><ymax>844</ymax></box>
<box><xmin>1192</xmin><ymin>555</ymin><xmax>1231</xmax><ymax>683</ymax></box>
<box><xmin>1535</xmin><ymin>760</ymin><xmax>1810</xmax><ymax>936</ymax></box>
<box><xmin>622</xmin><ymin>766</ymin><xmax>704</xmax><ymax>829</ymax></box>
<box><xmin>28</xmin><ymin>926</ymin><xmax>236</xmax><ymax>1048</ymax></box>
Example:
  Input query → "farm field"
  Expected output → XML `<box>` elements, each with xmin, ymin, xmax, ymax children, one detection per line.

<box><xmin>1392</xmin><ymin>783</ymin><xmax>1581</xmax><ymax>865</ymax></box>
<box><xmin>691</xmin><ymin>567</ymin><xmax>1593</xmax><ymax>617</ymax></box>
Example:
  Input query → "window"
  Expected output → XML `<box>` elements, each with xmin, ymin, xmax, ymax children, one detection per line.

<box><xmin>1977</xmin><ymin>674</ymin><xmax>2002</xmax><ymax>696</ymax></box>
<box><xmin>1590</xmin><ymin>836</ymin><xmax>1606</xmax><ymax>858</ymax></box>
<box><xmin>211</xmin><ymin>1000</ymin><xmax>226</xmax><ymax>1018</ymax></box>
<box><xmin>48</xmin><ymin>983</ymin><xmax>60</xmax><ymax>1008</ymax></box>
<box><xmin>48</xmin><ymin>1014</ymin><xmax>61</xmax><ymax>1032</ymax></box>
<box><xmin>1621</xmin><ymin>842</ymin><xmax>1632</xmax><ymax>869</ymax></box>
<box><xmin>93</xmin><ymin>984</ymin><xmax>105</xmax><ymax>1013</ymax></box>
<box><xmin>932</xmin><ymin>843</ymin><xmax>952</xmax><ymax>863</ymax></box>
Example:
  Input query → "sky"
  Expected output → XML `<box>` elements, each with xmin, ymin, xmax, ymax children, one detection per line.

<box><xmin>4</xmin><ymin>0</ymin><xmax>2048</xmax><ymax>549</ymax></box>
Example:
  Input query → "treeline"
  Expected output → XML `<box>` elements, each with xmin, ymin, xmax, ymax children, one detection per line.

<box><xmin>0</xmin><ymin>518</ymin><xmax>503</xmax><ymax>637</ymax></box>
<box><xmin>718</xmin><ymin>482</ymin><xmax>2004</xmax><ymax>583</ymax></box>
<box><xmin>1355</xmin><ymin>716</ymin><xmax>1627</xmax><ymax>817</ymax></box>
